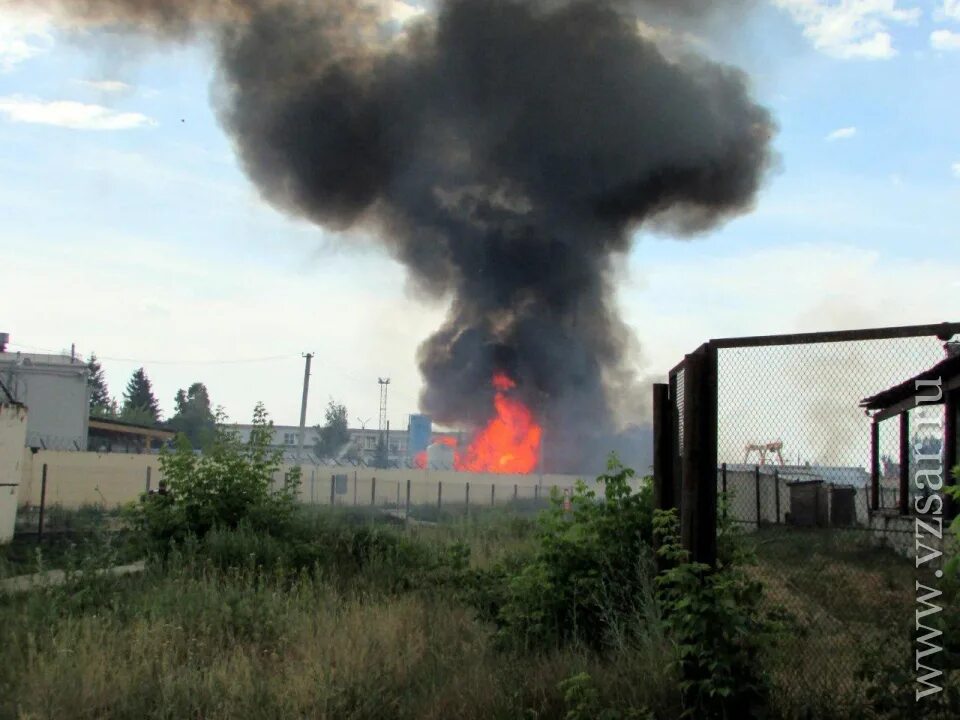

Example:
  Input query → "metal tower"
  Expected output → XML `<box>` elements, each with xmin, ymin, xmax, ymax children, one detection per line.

<box><xmin>377</xmin><ymin>377</ymin><xmax>390</xmax><ymax>433</ymax></box>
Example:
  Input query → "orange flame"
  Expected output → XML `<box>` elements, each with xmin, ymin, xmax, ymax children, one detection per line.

<box><xmin>455</xmin><ymin>372</ymin><xmax>542</xmax><ymax>474</ymax></box>
<box><xmin>414</xmin><ymin>435</ymin><xmax>458</xmax><ymax>468</ymax></box>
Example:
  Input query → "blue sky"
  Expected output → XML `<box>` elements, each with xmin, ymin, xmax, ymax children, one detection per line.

<box><xmin>1</xmin><ymin>0</ymin><xmax>958</xmax><ymax>428</ymax></box>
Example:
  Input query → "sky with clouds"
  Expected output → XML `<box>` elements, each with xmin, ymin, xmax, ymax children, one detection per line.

<box><xmin>1</xmin><ymin>0</ymin><xmax>958</xmax><ymax>430</ymax></box>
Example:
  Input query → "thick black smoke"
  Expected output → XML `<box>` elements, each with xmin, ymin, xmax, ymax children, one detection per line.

<box><xmin>21</xmin><ymin>0</ymin><xmax>775</xmax><ymax>471</ymax></box>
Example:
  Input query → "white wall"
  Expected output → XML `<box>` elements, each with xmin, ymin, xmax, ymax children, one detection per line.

<box><xmin>0</xmin><ymin>353</ymin><xmax>89</xmax><ymax>450</ymax></box>
<box><xmin>0</xmin><ymin>404</ymin><xmax>28</xmax><ymax>542</ymax></box>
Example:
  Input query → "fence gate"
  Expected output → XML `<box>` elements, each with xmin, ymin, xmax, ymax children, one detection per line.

<box><xmin>653</xmin><ymin>321</ymin><xmax>959</xmax><ymax>709</ymax></box>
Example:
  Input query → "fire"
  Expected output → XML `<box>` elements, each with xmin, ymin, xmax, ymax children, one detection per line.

<box><xmin>455</xmin><ymin>372</ymin><xmax>542</xmax><ymax>474</ymax></box>
<box><xmin>412</xmin><ymin>374</ymin><xmax>542</xmax><ymax>474</ymax></box>
<box><xmin>413</xmin><ymin>435</ymin><xmax>458</xmax><ymax>469</ymax></box>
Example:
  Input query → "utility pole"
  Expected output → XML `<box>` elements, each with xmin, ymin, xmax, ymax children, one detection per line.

<box><xmin>298</xmin><ymin>353</ymin><xmax>314</xmax><ymax>462</ymax></box>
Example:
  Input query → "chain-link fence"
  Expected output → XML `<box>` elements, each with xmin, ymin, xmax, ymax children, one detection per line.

<box><xmin>657</xmin><ymin>322</ymin><xmax>959</xmax><ymax>711</ymax></box>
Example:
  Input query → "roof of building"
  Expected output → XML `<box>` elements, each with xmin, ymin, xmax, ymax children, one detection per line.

<box><xmin>89</xmin><ymin>416</ymin><xmax>175</xmax><ymax>439</ymax></box>
<box><xmin>860</xmin><ymin>352</ymin><xmax>960</xmax><ymax>412</ymax></box>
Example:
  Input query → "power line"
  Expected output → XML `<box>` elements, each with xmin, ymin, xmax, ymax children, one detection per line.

<box><xmin>6</xmin><ymin>343</ymin><xmax>297</xmax><ymax>366</ymax></box>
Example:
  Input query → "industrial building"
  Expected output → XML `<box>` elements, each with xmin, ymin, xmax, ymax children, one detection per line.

<box><xmin>0</xmin><ymin>336</ymin><xmax>90</xmax><ymax>451</ymax></box>
<box><xmin>232</xmin><ymin>413</ymin><xmax>463</xmax><ymax>467</ymax></box>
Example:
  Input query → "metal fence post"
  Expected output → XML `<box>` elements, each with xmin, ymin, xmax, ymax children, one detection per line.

<box><xmin>465</xmin><ymin>481</ymin><xmax>470</xmax><ymax>515</ymax></box>
<box><xmin>720</xmin><ymin>462</ymin><xmax>727</xmax><ymax>523</ymax></box>
<box><xmin>870</xmin><ymin>419</ymin><xmax>880</xmax><ymax>511</ymax></box>
<box><xmin>38</xmin><ymin>463</ymin><xmax>48</xmax><ymax>542</ymax></box>
<box><xmin>438</xmin><ymin>481</ymin><xmax>442</xmax><ymax>508</ymax></box>
<box><xmin>774</xmin><ymin>468</ymin><xmax>781</xmax><ymax>524</ymax></box>
<box><xmin>513</xmin><ymin>483</ymin><xmax>518</xmax><ymax>502</ymax></box>
<box><xmin>353</xmin><ymin>472</ymin><xmax>358</xmax><ymax>506</ymax></box>
<box><xmin>371</xmin><ymin>476</ymin><xmax>377</xmax><ymax>507</ymax></box>
<box><xmin>653</xmin><ymin>383</ymin><xmax>676</xmax><ymax>513</ymax></box>
<box><xmin>145</xmin><ymin>466</ymin><xmax>152</xmax><ymax>494</ymax></box>
<box><xmin>945</xmin><ymin>389</ymin><xmax>957</xmax><ymax>521</ymax></box>
<box><xmin>406</xmin><ymin>478</ymin><xmax>411</xmax><ymax>519</ymax></box>
<box><xmin>330</xmin><ymin>475</ymin><xmax>336</xmax><ymax>506</ymax></box>
<box><xmin>396</xmin><ymin>482</ymin><xmax>400</xmax><ymax>510</ymax></box>
<box><xmin>899</xmin><ymin>411</ymin><xmax>909</xmax><ymax>515</ymax></box>
<box><xmin>491</xmin><ymin>483</ymin><xmax>495</xmax><ymax>507</ymax></box>
<box><xmin>680</xmin><ymin>346</ymin><xmax>718</xmax><ymax>567</ymax></box>
<box><xmin>754</xmin><ymin>465</ymin><xmax>762</xmax><ymax>527</ymax></box>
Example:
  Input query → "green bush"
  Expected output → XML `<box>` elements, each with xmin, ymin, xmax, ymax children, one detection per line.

<box><xmin>653</xmin><ymin>509</ymin><xmax>775</xmax><ymax>719</ymax></box>
<box><xmin>472</xmin><ymin>456</ymin><xmax>655</xmax><ymax>649</ymax></box>
<box><xmin>128</xmin><ymin>402</ymin><xmax>299</xmax><ymax>552</ymax></box>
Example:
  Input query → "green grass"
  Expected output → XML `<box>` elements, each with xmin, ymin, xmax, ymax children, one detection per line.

<box><xmin>1</xmin><ymin>506</ymin><xmax>954</xmax><ymax>719</ymax></box>
<box><xmin>0</xmin><ymin>509</ymin><xmax>678</xmax><ymax>720</ymax></box>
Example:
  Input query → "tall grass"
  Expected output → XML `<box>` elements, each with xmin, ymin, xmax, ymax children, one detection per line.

<box><xmin>2</xmin><ymin>505</ymin><xmax>951</xmax><ymax>719</ymax></box>
<box><xmin>0</xmin><ymin>523</ymin><xmax>679</xmax><ymax>720</ymax></box>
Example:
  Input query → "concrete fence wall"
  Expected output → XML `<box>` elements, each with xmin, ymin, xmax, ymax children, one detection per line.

<box><xmin>16</xmin><ymin>449</ymin><xmax>598</xmax><ymax>511</ymax></box>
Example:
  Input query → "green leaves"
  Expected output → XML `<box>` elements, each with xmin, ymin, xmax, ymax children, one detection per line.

<box><xmin>653</xmin><ymin>509</ymin><xmax>773</xmax><ymax>719</ymax></box>
<box><xmin>131</xmin><ymin>402</ymin><xmax>301</xmax><ymax>552</ymax></box>
<box><xmin>472</xmin><ymin>455</ymin><xmax>655</xmax><ymax>650</ymax></box>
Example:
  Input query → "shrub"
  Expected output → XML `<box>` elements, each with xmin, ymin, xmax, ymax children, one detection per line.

<box><xmin>473</xmin><ymin>456</ymin><xmax>655</xmax><ymax>649</ymax></box>
<box><xmin>653</xmin><ymin>509</ymin><xmax>775</xmax><ymax>719</ymax></box>
<box><xmin>128</xmin><ymin>403</ymin><xmax>300</xmax><ymax>552</ymax></box>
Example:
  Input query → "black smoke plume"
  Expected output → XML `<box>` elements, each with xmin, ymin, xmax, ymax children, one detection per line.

<box><xmin>21</xmin><ymin>0</ymin><xmax>775</xmax><ymax>471</ymax></box>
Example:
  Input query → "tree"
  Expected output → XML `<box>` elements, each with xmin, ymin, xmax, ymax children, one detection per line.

<box><xmin>122</xmin><ymin>367</ymin><xmax>161</xmax><ymax>424</ymax></box>
<box><xmin>313</xmin><ymin>399</ymin><xmax>350</xmax><ymax>459</ymax></box>
<box><xmin>168</xmin><ymin>382</ymin><xmax>216</xmax><ymax>450</ymax></box>
<box><xmin>87</xmin><ymin>353</ymin><xmax>113</xmax><ymax>417</ymax></box>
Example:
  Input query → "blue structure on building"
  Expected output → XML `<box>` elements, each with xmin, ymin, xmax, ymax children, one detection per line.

<box><xmin>407</xmin><ymin>413</ymin><xmax>432</xmax><ymax>457</ymax></box>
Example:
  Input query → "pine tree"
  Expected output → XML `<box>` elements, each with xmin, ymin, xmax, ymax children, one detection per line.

<box><xmin>87</xmin><ymin>353</ymin><xmax>113</xmax><ymax>417</ymax></box>
<box><xmin>168</xmin><ymin>382</ymin><xmax>216</xmax><ymax>449</ymax></box>
<box><xmin>122</xmin><ymin>367</ymin><xmax>161</xmax><ymax>423</ymax></box>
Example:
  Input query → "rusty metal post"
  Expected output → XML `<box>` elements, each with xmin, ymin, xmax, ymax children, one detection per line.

<box><xmin>899</xmin><ymin>411</ymin><xmax>910</xmax><ymax>515</ymax></box>
<box><xmin>870</xmin><ymin>420</ymin><xmax>880</xmax><ymax>511</ymax></box>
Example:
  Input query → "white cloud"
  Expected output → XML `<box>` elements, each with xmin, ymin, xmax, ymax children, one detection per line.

<box><xmin>937</xmin><ymin>0</ymin><xmax>960</xmax><ymax>22</ymax></box>
<box><xmin>0</xmin><ymin>96</ymin><xmax>155</xmax><ymax>130</ymax></box>
<box><xmin>774</xmin><ymin>0</ymin><xmax>920</xmax><ymax>59</ymax></box>
<box><xmin>952</xmin><ymin>161</ymin><xmax>960</xmax><ymax>178</ymax></box>
<box><xmin>930</xmin><ymin>28</ymin><xmax>960</xmax><ymax>50</ymax></box>
<box><xmin>76</xmin><ymin>79</ymin><xmax>132</xmax><ymax>94</ymax></box>
<box><xmin>826</xmin><ymin>126</ymin><xmax>857</xmax><ymax>141</ymax></box>
<box><xmin>0</xmin><ymin>9</ymin><xmax>54</xmax><ymax>72</ymax></box>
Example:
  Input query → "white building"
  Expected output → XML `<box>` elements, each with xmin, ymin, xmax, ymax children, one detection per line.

<box><xmin>0</xmin><ymin>342</ymin><xmax>90</xmax><ymax>451</ymax></box>
<box><xmin>231</xmin><ymin>423</ymin><xmax>410</xmax><ymax>464</ymax></box>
